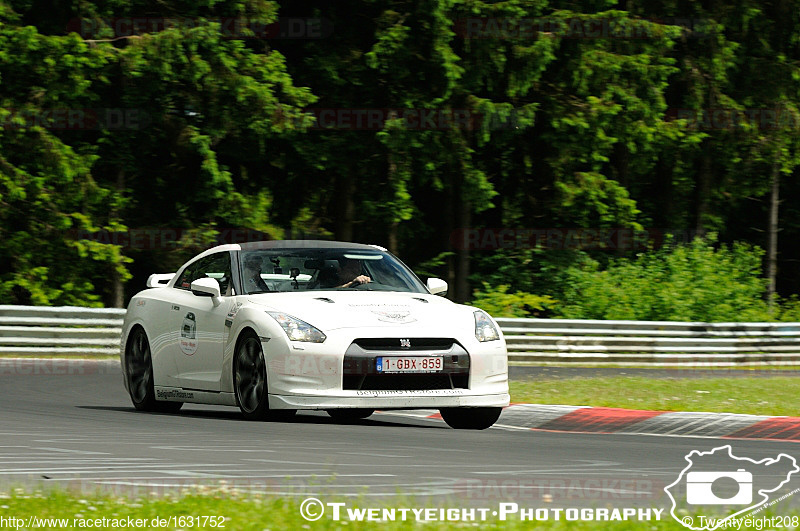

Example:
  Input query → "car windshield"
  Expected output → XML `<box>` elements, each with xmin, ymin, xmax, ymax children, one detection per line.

<box><xmin>238</xmin><ymin>248</ymin><xmax>428</xmax><ymax>294</ymax></box>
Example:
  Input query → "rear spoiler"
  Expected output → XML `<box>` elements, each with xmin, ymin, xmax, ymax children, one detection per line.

<box><xmin>146</xmin><ymin>273</ymin><xmax>174</xmax><ymax>288</ymax></box>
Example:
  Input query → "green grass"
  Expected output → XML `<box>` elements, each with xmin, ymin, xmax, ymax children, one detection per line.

<box><xmin>0</xmin><ymin>486</ymin><xmax>775</xmax><ymax>530</ymax></box>
<box><xmin>510</xmin><ymin>376</ymin><xmax>800</xmax><ymax>416</ymax></box>
<box><xmin>0</xmin><ymin>355</ymin><xmax>118</xmax><ymax>360</ymax></box>
<box><xmin>510</xmin><ymin>362</ymin><xmax>800</xmax><ymax>370</ymax></box>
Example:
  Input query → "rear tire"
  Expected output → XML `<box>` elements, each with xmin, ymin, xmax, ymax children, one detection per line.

<box><xmin>439</xmin><ymin>407</ymin><xmax>501</xmax><ymax>430</ymax></box>
<box><xmin>125</xmin><ymin>327</ymin><xmax>183</xmax><ymax>413</ymax></box>
<box><xmin>327</xmin><ymin>409</ymin><xmax>374</xmax><ymax>422</ymax></box>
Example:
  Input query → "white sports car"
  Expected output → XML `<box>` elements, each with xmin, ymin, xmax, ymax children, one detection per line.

<box><xmin>121</xmin><ymin>241</ymin><xmax>509</xmax><ymax>429</ymax></box>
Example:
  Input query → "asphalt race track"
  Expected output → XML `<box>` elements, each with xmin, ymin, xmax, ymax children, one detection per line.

<box><xmin>2</xmin><ymin>358</ymin><xmax>800</xmax><ymax>513</ymax></box>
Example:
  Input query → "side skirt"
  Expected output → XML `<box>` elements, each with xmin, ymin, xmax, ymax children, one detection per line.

<box><xmin>154</xmin><ymin>386</ymin><xmax>237</xmax><ymax>407</ymax></box>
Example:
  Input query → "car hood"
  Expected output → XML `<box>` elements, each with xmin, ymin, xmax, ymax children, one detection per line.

<box><xmin>245</xmin><ymin>290</ymin><xmax>472</xmax><ymax>331</ymax></box>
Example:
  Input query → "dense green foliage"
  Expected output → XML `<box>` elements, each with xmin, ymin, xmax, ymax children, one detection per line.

<box><xmin>470</xmin><ymin>283</ymin><xmax>556</xmax><ymax>318</ymax></box>
<box><xmin>557</xmin><ymin>237</ymin><xmax>778</xmax><ymax>322</ymax></box>
<box><xmin>1</xmin><ymin>0</ymin><xmax>799</xmax><ymax>316</ymax></box>
<box><xmin>471</xmin><ymin>236</ymin><xmax>800</xmax><ymax>321</ymax></box>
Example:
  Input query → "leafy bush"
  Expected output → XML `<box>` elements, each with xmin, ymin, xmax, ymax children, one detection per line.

<box><xmin>556</xmin><ymin>236</ymin><xmax>774</xmax><ymax>322</ymax></box>
<box><xmin>776</xmin><ymin>296</ymin><xmax>800</xmax><ymax>322</ymax></box>
<box><xmin>470</xmin><ymin>282</ymin><xmax>556</xmax><ymax>318</ymax></box>
<box><xmin>469</xmin><ymin>236</ymin><xmax>800</xmax><ymax>322</ymax></box>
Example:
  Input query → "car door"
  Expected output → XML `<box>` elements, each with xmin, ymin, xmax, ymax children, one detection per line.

<box><xmin>169</xmin><ymin>251</ymin><xmax>233</xmax><ymax>391</ymax></box>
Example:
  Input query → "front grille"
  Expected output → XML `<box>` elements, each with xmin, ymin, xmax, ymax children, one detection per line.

<box><xmin>344</xmin><ymin>373</ymin><xmax>469</xmax><ymax>391</ymax></box>
<box><xmin>342</xmin><ymin>338</ymin><xmax>470</xmax><ymax>392</ymax></box>
<box><xmin>353</xmin><ymin>338</ymin><xmax>455</xmax><ymax>351</ymax></box>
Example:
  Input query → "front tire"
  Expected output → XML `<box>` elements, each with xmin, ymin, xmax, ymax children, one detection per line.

<box><xmin>125</xmin><ymin>327</ymin><xmax>183</xmax><ymax>413</ymax></box>
<box><xmin>439</xmin><ymin>407</ymin><xmax>502</xmax><ymax>430</ymax></box>
<box><xmin>234</xmin><ymin>331</ymin><xmax>296</xmax><ymax>421</ymax></box>
<box><xmin>327</xmin><ymin>409</ymin><xmax>374</xmax><ymax>422</ymax></box>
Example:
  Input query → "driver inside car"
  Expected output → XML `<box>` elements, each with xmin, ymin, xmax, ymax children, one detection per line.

<box><xmin>336</xmin><ymin>257</ymin><xmax>371</xmax><ymax>288</ymax></box>
<box><xmin>243</xmin><ymin>254</ymin><xmax>270</xmax><ymax>293</ymax></box>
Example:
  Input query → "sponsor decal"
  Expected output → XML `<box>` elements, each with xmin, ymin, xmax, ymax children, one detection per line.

<box><xmin>179</xmin><ymin>312</ymin><xmax>198</xmax><ymax>355</ymax></box>
<box><xmin>156</xmin><ymin>389</ymin><xmax>195</xmax><ymax>400</ymax></box>
<box><xmin>367</xmin><ymin>306</ymin><xmax>417</xmax><ymax>323</ymax></box>
<box><xmin>355</xmin><ymin>389</ymin><xmax>464</xmax><ymax>396</ymax></box>
<box><xmin>346</xmin><ymin>302</ymin><xmax>417</xmax><ymax>323</ymax></box>
<box><xmin>226</xmin><ymin>301</ymin><xmax>243</xmax><ymax>319</ymax></box>
<box><xmin>371</xmin><ymin>308</ymin><xmax>416</xmax><ymax>323</ymax></box>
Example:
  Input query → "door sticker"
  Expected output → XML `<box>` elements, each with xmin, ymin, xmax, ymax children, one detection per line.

<box><xmin>180</xmin><ymin>312</ymin><xmax>198</xmax><ymax>355</ymax></box>
<box><xmin>227</xmin><ymin>301</ymin><xmax>243</xmax><ymax>319</ymax></box>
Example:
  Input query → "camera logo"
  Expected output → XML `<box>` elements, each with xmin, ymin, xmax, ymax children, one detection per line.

<box><xmin>665</xmin><ymin>445</ymin><xmax>799</xmax><ymax>531</ymax></box>
<box><xmin>686</xmin><ymin>469</ymin><xmax>752</xmax><ymax>505</ymax></box>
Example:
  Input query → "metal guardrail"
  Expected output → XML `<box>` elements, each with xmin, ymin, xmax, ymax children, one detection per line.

<box><xmin>1</xmin><ymin>306</ymin><xmax>799</xmax><ymax>366</ymax></box>
<box><xmin>496</xmin><ymin>317</ymin><xmax>800</xmax><ymax>366</ymax></box>
<box><xmin>0</xmin><ymin>305</ymin><xmax>125</xmax><ymax>356</ymax></box>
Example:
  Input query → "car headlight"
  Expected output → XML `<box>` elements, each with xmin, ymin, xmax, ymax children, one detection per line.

<box><xmin>474</xmin><ymin>310</ymin><xmax>500</xmax><ymax>342</ymax></box>
<box><xmin>267</xmin><ymin>312</ymin><xmax>327</xmax><ymax>343</ymax></box>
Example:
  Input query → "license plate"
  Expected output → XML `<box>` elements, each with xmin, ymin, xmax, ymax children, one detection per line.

<box><xmin>377</xmin><ymin>356</ymin><xmax>443</xmax><ymax>373</ymax></box>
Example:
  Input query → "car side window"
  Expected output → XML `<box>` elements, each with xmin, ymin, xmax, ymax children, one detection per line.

<box><xmin>174</xmin><ymin>263</ymin><xmax>197</xmax><ymax>290</ymax></box>
<box><xmin>174</xmin><ymin>252</ymin><xmax>233</xmax><ymax>295</ymax></box>
<box><xmin>200</xmin><ymin>253</ymin><xmax>233</xmax><ymax>295</ymax></box>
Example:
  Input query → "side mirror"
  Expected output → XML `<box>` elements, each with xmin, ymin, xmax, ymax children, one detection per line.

<box><xmin>146</xmin><ymin>273</ymin><xmax>174</xmax><ymax>288</ymax></box>
<box><xmin>426</xmin><ymin>277</ymin><xmax>448</xmax><ymax>296</ymax></box>
<box><xmin>191</xmin><ymin>277</ymin><xmax>221</xmax><ymax>299</ymax></box>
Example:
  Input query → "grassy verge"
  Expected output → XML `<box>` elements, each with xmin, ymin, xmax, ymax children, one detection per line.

<box><xmin>510</xmin><ymin>362</ymin><xmax>800</xmax><ymax>370</ymax></box>
<box><xmin>510</xmin><ymin>376</ymin><xmax>800</xmax><ymax>416</ymax></box>
<box><xmin>0</xmin><ymin>355</ymin><xmax>118</xmax><ymax>360</ymax></box>
<box><xmin>0</xmin><ymin>487</ymin><xmax>779</xmax><ymax>530</ymax></box>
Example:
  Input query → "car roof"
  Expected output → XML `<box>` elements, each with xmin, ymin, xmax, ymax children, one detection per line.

<box><xmin>187</xmin><ymin>241</ymin><xmax>386</xmax><ymax>263</ymax></box>
<box><xmin>238</xmin><ymin>240</ymin><xmax>384</xmax><ymax>251</ymax></box>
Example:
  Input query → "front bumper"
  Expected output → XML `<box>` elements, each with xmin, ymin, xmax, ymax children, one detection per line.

<box><xmin>269</xmin><ymin>391</ymin><xmax>510</xmax><ymax>410</ymax></box>
<box><xmin>262</xmin><ymin>330</ymin><xmax>509</xmax><ymax>410</ymax></box>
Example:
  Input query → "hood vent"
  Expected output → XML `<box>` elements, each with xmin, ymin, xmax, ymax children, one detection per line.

<box><xmin>412</xmin><ymin>297</ymin><xmax>429</xmax><ymax>303</ymax></box>
<box><xmin>314</xmin><ymin>297</ymin><xmax>335</xmax><ymax>303</ymax></box>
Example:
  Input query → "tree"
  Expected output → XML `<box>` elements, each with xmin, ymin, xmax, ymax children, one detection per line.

<box><xmin>1</xmin><ymin>0</ymin><xmax>315</xmax><ymax>305</ymax></box>
<box><xmin>0</xmin><ymin>19</ymin><xmax>127</xmax><ymax>305</ymax></box>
